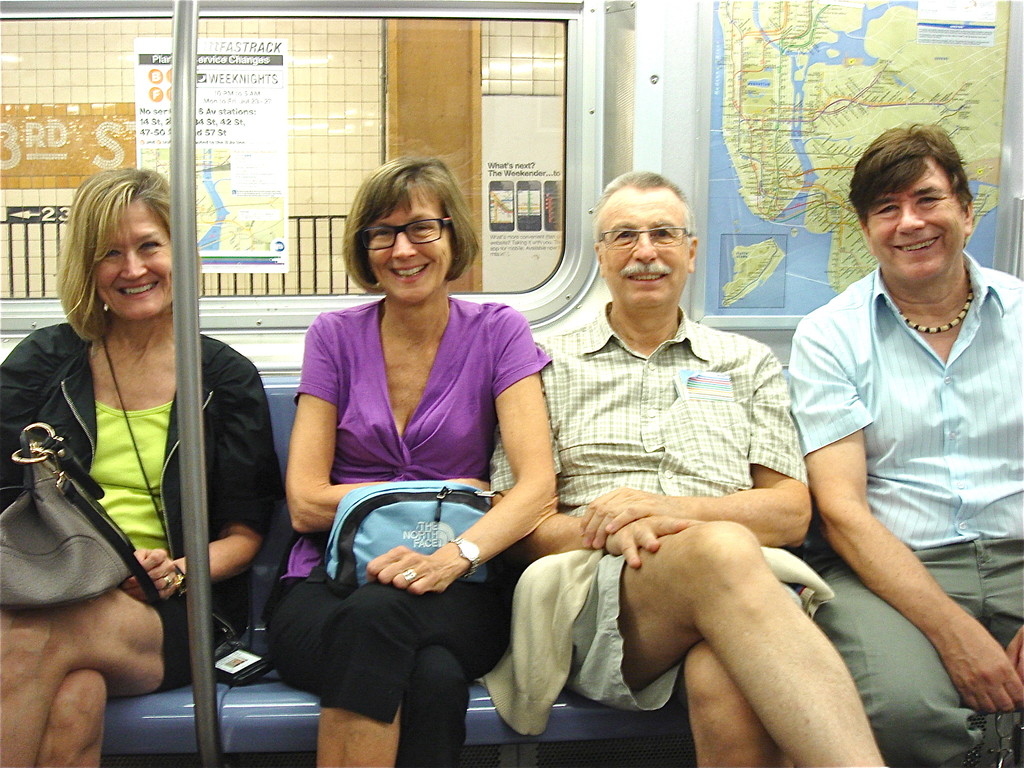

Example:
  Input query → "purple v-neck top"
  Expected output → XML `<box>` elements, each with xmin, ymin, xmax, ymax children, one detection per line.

<box><xmin>283</xmin><ymin>297</ymin><xmax>549</xmax><ymax>579</ymax></box>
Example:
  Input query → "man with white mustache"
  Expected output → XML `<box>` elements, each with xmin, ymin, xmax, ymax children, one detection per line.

<box><xmin>485</xmin><ymin>171</ymin><xmax>883</xmax><ymax>767</ymax></box>
<box><xmin>789</xmin><ymin>124</ymin><xmax>1023</xmax><ymax>767</ymax></box>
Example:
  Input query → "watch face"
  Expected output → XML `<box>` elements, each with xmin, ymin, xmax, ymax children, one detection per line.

<box><xmin>457</xmin><ymin>538</ymin><xmax>480</xmax><ymax>562</ymax></box>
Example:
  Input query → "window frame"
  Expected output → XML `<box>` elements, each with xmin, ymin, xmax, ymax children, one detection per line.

<box><xmin>0</xmin><ymin>0</ymin><xmax>601</xmax><ymax>342</ymax></box>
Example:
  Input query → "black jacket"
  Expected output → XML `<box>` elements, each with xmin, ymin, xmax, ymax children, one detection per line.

<box><xmin>1</xmin><ymin>323</ymin><xmax>283</xmax><ymax>630</ymax></box>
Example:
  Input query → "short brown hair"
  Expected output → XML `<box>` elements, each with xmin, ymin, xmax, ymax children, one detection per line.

<box><xmin>343</xmin><ymin>157</ymin><xmax>479</xmax><ymax>292</ymax></box>
<box><xmin>849</xmin><ymin>124</ymin><xmax>972</xmax><ymax>223</ymax></box>
<box><xmin>57</xmin><ymin>168</ymin><xmax>171</xmax><ymax>341</ymax></box>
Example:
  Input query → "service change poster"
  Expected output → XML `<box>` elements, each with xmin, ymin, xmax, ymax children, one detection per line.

<box><xmin>481</xmin><ymin>96</ymin><xmax>563</xmax><ymax>292</ymax></box>
<box><xmin>135</xmin><ymin>38</ymin><xmax>288</xmax><ymax>273</ymax></box>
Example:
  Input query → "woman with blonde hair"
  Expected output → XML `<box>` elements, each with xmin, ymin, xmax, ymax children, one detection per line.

<box><xmin>0</xmin><ymin>168</ymin><xmax>281</xmax><ymax>767</ymax></box>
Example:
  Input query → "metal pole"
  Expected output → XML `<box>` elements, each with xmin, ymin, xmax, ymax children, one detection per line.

<box><xmin>169</xmin><ymin>1</ymin><xmax>223</xmax><ymax>765</ymax></box>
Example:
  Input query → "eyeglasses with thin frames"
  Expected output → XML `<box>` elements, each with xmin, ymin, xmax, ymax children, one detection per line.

<box><xmin>360</xmin><ymin>217</ymin><xmax>452</xmax><ymax>250</ymax></box>
<box><xmin>599</xmin><ymin>227</ymin><xmax>690</xmax><ymax>249</ymax></box>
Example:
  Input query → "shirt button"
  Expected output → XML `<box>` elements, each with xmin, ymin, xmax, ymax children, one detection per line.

<box><xmin>956</xmin><ymin>481</ymin><xmax>966</xmax><ymax>489</ymax></box>
<box><xmin>944</xmin><ymin>376</ymin><xmax>952</xmax><ymax>384</ymax></box>
<box><xmin>957</xmin><ymin>522</ymin><xmax>967</xmax><ymax>530</ymax></box>
<box><xmin>663</xmin><ymin>470</ymin><xmax>674</xmax><ymax>479</ymax></box>
<box><xmin>647</xmin><ymin>409</ymin><xmax>658</xmax><ymax>419</ymax></box>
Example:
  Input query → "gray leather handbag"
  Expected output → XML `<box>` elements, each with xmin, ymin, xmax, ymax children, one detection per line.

<box><xmin>0</xmin><ymin>422</ymin><xmax>159</xmax><ymax>609</ymax></box>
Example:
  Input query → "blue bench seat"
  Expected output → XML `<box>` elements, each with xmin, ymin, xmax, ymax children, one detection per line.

<box><xmin>101</xmin><ymin>683</ymin><xmax>227</xmax><ymax>755</ymax></box>
<box><xmin>101</xmin><ymin>374</ymin><xmax>692</xmax><ymax>762</ymax></box>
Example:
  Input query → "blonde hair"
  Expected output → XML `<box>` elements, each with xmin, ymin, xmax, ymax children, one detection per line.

<box><xmin>343</xmin><ymin>157</ymin><xmax>479</xmax><ymax>292</ymax></box>
<box><xmin>57</xmin><ymin>169</ymin><xmax>171</xmax><ymax>340</ymax></box>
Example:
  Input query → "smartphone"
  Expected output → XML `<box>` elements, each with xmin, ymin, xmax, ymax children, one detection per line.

<box><xmin>543</xmin><ymin>180</ymin><xmax>561</xmax><ymax>231</ymax></box>
<box><xmin>488</xmin><ymin>181</ymin><xmax>515</xmax><ymax>232</ymax></box>
<box><xmin>516</xmin><ymin>181</ymin><xmax>542</xmax><ymax>232</ymax></box>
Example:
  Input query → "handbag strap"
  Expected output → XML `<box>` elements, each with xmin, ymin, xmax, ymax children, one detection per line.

<box><xmin>15</xmin><ymin>423</ymin><xmax>161</xmax><ymax>604</ymax></box>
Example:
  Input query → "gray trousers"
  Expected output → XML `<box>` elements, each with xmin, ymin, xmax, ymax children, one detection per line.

<box><xmin>814</xmin><ymin>539</ymin><xmax>1023</xmax><ymax>768</ymax></box>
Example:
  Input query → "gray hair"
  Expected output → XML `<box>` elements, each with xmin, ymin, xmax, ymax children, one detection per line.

<box><xmin>592</xmin><ymin>170</ymin><xmax>694</xmax><ymax>242</ymax></box>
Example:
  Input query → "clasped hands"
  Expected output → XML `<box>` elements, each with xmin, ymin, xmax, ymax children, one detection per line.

<box><xmin>580</xmin><ymin>487</ymin><xmax>702</xmax><ymax>569</ymax></box>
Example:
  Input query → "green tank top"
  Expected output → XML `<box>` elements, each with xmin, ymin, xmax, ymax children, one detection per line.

<box><xmin>92</xmin><ymin>400</ymin><xmax>173</xmax><ymax>552</ymax></box>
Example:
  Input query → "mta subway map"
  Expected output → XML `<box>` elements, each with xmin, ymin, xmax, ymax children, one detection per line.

<box><xmin>706</xmin><ymin>0</ymin><xmax>1009</xmax><ymax>317</ymax></box>
<box><xmin>142</xmin><ymin>147</ymin><xmax>287</xmax><ymax>271</ymax></box>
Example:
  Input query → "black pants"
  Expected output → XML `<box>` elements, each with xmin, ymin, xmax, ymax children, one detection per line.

<box><xmin>268</xmin><ymin>575</ymin><xmax>510</xmax><ymax>767</ymax></box>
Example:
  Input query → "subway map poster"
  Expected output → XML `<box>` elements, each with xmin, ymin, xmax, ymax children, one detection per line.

<box><xmin>704</xmin><ymin>0</ymin><xmax>1009</xmax><ymax>318</ymax></box>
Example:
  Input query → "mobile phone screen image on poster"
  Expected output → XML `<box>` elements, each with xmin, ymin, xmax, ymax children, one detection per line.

<box><xmin>543</xmin><ymin>180</ymin><xmax>561</xmax><ymax>231</ymax></box>
<box><xmin>488</xmin><ymin>181</ymin><xmax>515</xmax><ymax>232</ymax></box>
<box><xmin>516</xmin><ymin>181</ymin><xmax>542</xmax><ymax>231</ymax></box>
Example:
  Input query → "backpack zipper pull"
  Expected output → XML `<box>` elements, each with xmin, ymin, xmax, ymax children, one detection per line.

<box><xmin>434</xmin><ymin>486</ymin><xmax>451</xmax><ymax>522</ymax></box>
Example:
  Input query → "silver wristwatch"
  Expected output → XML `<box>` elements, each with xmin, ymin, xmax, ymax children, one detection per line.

<box><xmin>452</xmin><ymin>537</ymin><xmax>480</xmax><ymax>578</ymax></box>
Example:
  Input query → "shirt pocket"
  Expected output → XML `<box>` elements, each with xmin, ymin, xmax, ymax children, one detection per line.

<box><xmin>665</xmin><ymin>397</ymin><xmax>752</xmax><ymax>489</ymax></box>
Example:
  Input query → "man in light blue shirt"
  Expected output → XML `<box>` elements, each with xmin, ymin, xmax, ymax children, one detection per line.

<box><xmin>789</xmin><ymin>124</ymin><xmax>1023</xmax><ymax>767</ymax></box>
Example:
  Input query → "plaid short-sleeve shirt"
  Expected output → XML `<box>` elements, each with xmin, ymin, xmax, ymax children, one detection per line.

<box><xmin>493</xmin><ymin>307</ymin><xmax>806</xmax><ymax>513</ymax></box>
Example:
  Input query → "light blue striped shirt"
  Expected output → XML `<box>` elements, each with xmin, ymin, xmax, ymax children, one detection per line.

<box><xmin>789</xmin><ymin>255</ymin><xmax>1024</xmax><ymax>552</ymax></box>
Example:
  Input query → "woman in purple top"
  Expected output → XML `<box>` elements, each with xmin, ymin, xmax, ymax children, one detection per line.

<box><xmin>268</xmin><ymin>157</ymin><xmax>556</xmax><ymax>767</ymax></box>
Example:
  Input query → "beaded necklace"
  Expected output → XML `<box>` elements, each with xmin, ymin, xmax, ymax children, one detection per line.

<box><xmin>898</xmin><ymin>291</ymin><xmax>973</xmax><ymax>334</ymax></box>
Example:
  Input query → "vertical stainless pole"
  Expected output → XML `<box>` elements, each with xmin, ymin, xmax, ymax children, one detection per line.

<box><xmin>169</xmin><ymin>1</ymin><xmax>222</xmax><ymax>765</ymax></box>
<box><xmin>1012</xmin><ymin>198</ymin><xmax>1023</xmax><ymax>281</ymax></box>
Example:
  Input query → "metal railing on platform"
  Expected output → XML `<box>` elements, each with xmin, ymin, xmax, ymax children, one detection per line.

<box><xmin>0</xmin><ymin>214</ymin><xmax>351</xmax><ymax>300</ymax></box>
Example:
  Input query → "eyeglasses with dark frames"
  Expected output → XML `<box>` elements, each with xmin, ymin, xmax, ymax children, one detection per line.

<box><xmin>360</xmin><ymin>217</ymin><xmax>452</xmax><ymax>250</ymax></box>
<box><xmin>599</xmin><ymin>227</ymin><xmax>690</xmax><ymax>249</ymax></box>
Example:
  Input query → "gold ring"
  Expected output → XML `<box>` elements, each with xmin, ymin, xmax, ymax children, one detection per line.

<box><xmin>401</xmin><ymin>568</ymin><xmax>418</xmax><ymax>583</ymax></box>
<box><xmin>164</xmin><ymin>574</ymin><xmax>174</xmax><ymax>588</ymax></box>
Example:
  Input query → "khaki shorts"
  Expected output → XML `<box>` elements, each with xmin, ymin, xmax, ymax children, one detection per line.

<box><xmin>566</xmin><ymin>551</ymin><xmax>804</xmax><ymax>711</ymax></box>
<box><xmin>566</xmin><ymin>553</ymin><xmax>683</xmax><ymax>711</ymax></box>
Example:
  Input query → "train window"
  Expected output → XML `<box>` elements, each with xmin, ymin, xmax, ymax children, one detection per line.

<box><xmin>1</xmin><ymin>3</ymin><xmax>596</xmax><ymax>339</ymax></box>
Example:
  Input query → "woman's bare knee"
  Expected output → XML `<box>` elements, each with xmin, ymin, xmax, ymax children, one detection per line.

<box><xmin>1</xmin><ymin>613</ymin><xmax>54</xmax><ymax>686</ymax></box>
<box><xmin>37</xmin><ymin>670</ymin><xmax>107</xmax><ymax>767</ymax></box>
<box><xmin>2</xmin><ymin>593</ymin><xmax>164</xmax><ymax>696</ymax></box>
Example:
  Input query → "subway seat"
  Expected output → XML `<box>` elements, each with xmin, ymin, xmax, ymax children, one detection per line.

<box><xmin>102</xmin><ymin>374</ymin><xmax>692</xmax><ymax>760</ymax></box>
